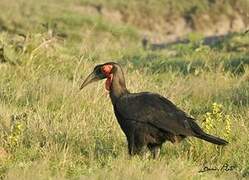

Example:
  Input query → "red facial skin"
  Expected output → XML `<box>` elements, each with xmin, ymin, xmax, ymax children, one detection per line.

<box><xmin>101</xmin><ymin>64</ymin><xmax>113</xmax><ymax>91</ymax></box>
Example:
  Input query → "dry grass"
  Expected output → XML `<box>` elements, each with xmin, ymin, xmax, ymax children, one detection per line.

<box><xmin>0</xmin><ymin>0</ymin><xmax>249</xmax><ymax>179</ymax></box>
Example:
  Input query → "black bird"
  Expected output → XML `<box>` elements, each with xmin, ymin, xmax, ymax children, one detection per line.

<box><xmin>80</xmin><ymin>62</ymin><xmax>228</xmax><ymax>158</ymax></box>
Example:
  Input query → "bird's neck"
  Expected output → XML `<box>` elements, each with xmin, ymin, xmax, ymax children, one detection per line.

<box><xmin>109</xmin><ymin>65</ymin><xmax>129</xmax><ymax>104</ymax></box>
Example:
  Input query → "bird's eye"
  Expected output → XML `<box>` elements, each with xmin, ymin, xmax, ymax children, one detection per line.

<box><xmin>95</xmin><ymin>68</ymin><xmax>101</xmax><ymax>74</ymax></box>
<box><xmin>94</xmin><ymin>67</ymin><xmax>105</xmax><ymax>79</ymax></box>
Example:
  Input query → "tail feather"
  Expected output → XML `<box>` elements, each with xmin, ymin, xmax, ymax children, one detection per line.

<box><xmin>189</xmin><ymin>119</ymin><xmax>228</xmax><ymax>145</ymax></box>
<box><xmin>195</xmin><ymin>132</ymin><xmax>228</xmax><ymax>145</ymax></box>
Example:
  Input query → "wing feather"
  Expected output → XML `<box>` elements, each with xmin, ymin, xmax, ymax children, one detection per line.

<box><xmin>115</xmin><ymin>92</ymin><xmax>195</xmax><ymax>136</ymax></box>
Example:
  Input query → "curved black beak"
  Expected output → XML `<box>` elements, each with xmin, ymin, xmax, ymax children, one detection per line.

<box><xmin>80</xmin><ymin>72</ymin><xmax>99</xmax><ymax>90</ymax></box>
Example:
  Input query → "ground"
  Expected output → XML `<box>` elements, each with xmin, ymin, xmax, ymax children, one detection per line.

<box><xmin>0</xmin><ymin>0</ymin><xmax>249</xmax><ymax>179</ymax></box>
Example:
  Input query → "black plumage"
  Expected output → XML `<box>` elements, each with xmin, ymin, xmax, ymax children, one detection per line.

<box><xmin>80</xmin><ymin>62</ymin><xmax>228</xmax><ymax>158</ymax></box>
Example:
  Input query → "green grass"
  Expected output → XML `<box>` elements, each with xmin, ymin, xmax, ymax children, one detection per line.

<box><xmin>0</xmin><ymin>0</ymin><xmax>249</xmax><ymax>179</ymax></box>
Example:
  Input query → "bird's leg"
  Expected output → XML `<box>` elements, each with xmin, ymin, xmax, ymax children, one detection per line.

<box><xmin>152</xmin><ymin>146</ymin><xmax>161</xmax><ymax>159</ymax></box>
<box><xmin>128</xmin><ymin>138</ymin><xmax>146</xmax><ymax>157</ymax></box>
<box><xmin>128</xmin><ymin>143</ymin><xmax>144</xmax><ymax>156</ymax></box>
<box><xmin>127</xmin><ymin>134</ymin><xmax>136</xmax><ymax>156</ymax></box>
<box><xmin>128</xmin><ymin>143</ymin><xmax>135</xmax><ymax>156</ymax></box>
<box><xmin>148</xmin><ymin>144</ymin><xmax>161</xmax><ymax>159</ymax></box>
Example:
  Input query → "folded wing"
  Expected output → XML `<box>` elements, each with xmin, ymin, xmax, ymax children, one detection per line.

<box><xmin>115</xmin><ymin>92</ymin><xmax>196</xmax><ymax>136</ymax></box>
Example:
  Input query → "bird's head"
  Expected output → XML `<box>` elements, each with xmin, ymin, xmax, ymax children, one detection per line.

<box><xmin>80</xmin><ymin>62</ymin><xmax>115</xmax><ymax>91</ymax></box>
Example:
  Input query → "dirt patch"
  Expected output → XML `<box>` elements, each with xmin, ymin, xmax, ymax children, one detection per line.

<box><xmin>100</xmin><ymin>8</ymin><xmax>247</xmax><ymax>43</ymax></box>
<box><xmin>70</xmin><ymin>3</ymin><xmax>248</xmax><ymax>44</ymax></box>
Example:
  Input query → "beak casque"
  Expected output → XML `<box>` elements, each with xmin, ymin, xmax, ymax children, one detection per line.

<box><xmin>80</xmin><ymin>72</ymin><xmax>99</xmax><ymax>90</ymax></box>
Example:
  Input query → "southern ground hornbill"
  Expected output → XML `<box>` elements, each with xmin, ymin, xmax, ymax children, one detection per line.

<box><xmin>80</xmin><ymin>62</ymin><xmax>228</xmax><ymax>158</ymax></box>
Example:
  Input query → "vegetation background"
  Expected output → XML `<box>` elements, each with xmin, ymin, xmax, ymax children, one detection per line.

<box><xmin>0</xmin><ymin>0</ymin><xmax>249</xmax><ymax>179</ymax></box>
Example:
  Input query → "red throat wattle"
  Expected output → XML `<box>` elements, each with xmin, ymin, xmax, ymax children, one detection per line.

<box><xmin>101</xmin><ymin>64</ymin><xmax>113</xmax><ymax>91</ymax></box>
<box><xmin>105</xmin><ymin>74</ymin><xmax>113</xmax><ymax>91</ymax></box>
